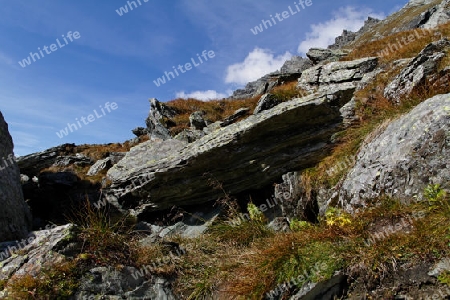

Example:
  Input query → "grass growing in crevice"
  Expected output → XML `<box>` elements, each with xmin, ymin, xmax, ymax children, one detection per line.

<box><xmin>270</xmin><ymin>81</ymin><xmax>310</xmax><ymax>103</ymax></box>
<box><xmin>172</xmin><ymin>194</ymin><xmax>450</xmax><ymax>299</ymax></box>
<box><xmin>70</xmin><ymin>201</ymin><xmax>138</xmax><ymax>267</ymax></box>
<box><xmin>5</xmin><ymin>260</ymin><xmax>82</xmax><ymax>300</ymax></box>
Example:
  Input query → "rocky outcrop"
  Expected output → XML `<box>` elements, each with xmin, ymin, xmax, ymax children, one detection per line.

<box><xmin>53</xmin><ymin>154</ymin><xmax>92</xmax><ymax>167</ymax></box>
<box><xmin>328</xmin><ymin>30</ymin><xmax>358</xmax><ymax>50</ymax></box>
<box><xmin>189</xmin><ymin>111</ymin><xmax>208</xmax><ymax>130</ymax></box>
<box><xmin>87</xmin><ymin>157</ymin><xmax>112</xmax><ymax>176</ymax></box>
<box><xmin>254</xmin><ymin>94</ymin><xmax>283</xmax><ymax>114</ymax></box>
<box><xmin>406</xmin><ymin>0</ymin><xmax>450</xmax><ymax>29</ymax></box>
<box><xmin>0</xmin><ymin>112</ymin><xmax>32</xmax><ymax>242</ymax></box>
<box><xmin>280</xmin><ymin>56</ymin><xmax>314</xmax><ymax>74</ymax></box>
<box><xmin>306</xmin><ymin>48</ymin><xmax>348</xmax><ymax>64</ymax></box>
<box><xmin>220</xmin><ymin>107</ymin><xmax>250</xmax><ymax>127</ymax></box>
<box><xmin>298</xmin><ymin>57</ymin><xmax>378</xmax><ymax>94</ymax></box>
<box><xmin>384</xmin><ymin>39</ymin><xmax>450</xmax><ymax>103</ymax></box>
<box><xmin>338</xmin><ymin>93</ymin><xmax>450</xmax><ymax>212</ymax></box>
<box><xmin>105</xmin><ymin>85</ymin><xmax>357</xmax><ymax>217</ymax></box>
<box><xmin>75</xmin><ymin>267</ymin><xmax>176</xmax><ymax>300</ymax></box>
<box><xmin>17</xmin><ymin>143</ymin><xmax>77</xmax><ymax>177</ymax></box>
<box><xmin>229</xmin><ymin>57</ymin><xmax>313</xmax><ymax>100</ymax></box>
<box><xmin>175</xmin><ymin>129</ymin><xmax>205</xmax><ymax>143</ymax></box>
<box><xmin>328</xmin><ymin>17</ymin><xmax>381</xmax><ymax>50</ymax></box>
<box><xmin>0</xmin><ymin>225</ymin><xmax>75</xmax><ymax>280</ymax></box>
<box><xmin>145</xmin><ymin>98</ymin><xmax>178</xmax><ymax>140</ymax></box>
<box><xmin>0</xmin><ymin>224</ymin><xmax>176</xmax><ymax>299</ymax></box>
<box><xmin>132</xmin><ymin>126</ymin><xmax>148</xmax><ymax>137</ymax></box>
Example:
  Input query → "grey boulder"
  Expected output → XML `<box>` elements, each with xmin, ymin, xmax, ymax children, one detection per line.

<box><xmin>339</xmin><ymin>93</ymin><xmax>450</xmax><ymax>212</ymax></box>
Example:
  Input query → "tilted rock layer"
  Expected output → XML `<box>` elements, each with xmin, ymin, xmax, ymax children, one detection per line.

<box><xmin>0</xmin><ymin>112</ymin><xmax>31</xmax><ymax>242</ymax></box>
<box><xmin>106</xmin><ymin>87</ymin><xmax>356</xmax><ymax>216</ymax></box>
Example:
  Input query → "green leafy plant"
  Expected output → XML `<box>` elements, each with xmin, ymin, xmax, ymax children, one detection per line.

<box><xmin>438</xmin><ymin>271</ymin><xmax>450</xmax><ymax>286</ymax></box>
<box><xmin>248</xmin><ymin>203</ymin><xmax>266</xmax><ymax>223</ymax></box>
<box><xmin>424</xmin><ymin>184</ymin><xmax>447</xmax><ymax>205</ymax></box>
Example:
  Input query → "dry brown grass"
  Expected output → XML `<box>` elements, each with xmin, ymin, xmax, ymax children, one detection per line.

<box><xmin>344</xmin><ymin>22</ymin><xmax>450</xmax><ymax>64</ymax></box>
<box><xmin>181</xmin><ymin>196</ymin><xmax>450</xmax><ymax>299</ymax></box>
<box><xmin>165</xmin><ymin>96</ymin><xmax>261</xmax><ymax>135</ymax></box>
<box><xmin>270</xmin><ymin>81</ymin><xmax>310</xmax><ymax>102</ymax></box>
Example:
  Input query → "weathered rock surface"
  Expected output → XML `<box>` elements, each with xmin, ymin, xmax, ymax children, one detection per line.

<box><xmin>220</xmin><ymin>107</ymin><xmax>250</xmax><ymax>127</ymax></box>
<box><xmin>280</xmin><ymin>56</ymin><xmax>314</xmax><ymax>74</ymax></box>
<box><xmin>306</xmin><ymin>48</ymin><xmax>348</xmax><ymax>64</ymax></box>
<box><xmin>132</xmin><ymin>126</ymin><xmax>148</xmax><ymax>137</ymax></box>
<box><xmin>0</xmin><ymin>111</ymin><xmax>32</xmax><ymax>242</ymax></box>
<box><xmin>75</xmin><ymin>267</ymin><xmax>176</xmax><ymax>300</ymax></box>
<box><xmin>407</xmin><ymin>0</ymin><xmax>450</xmax><ymax>29</ymax></box>
<box><xmin>254</xmin><ymin>93</ymin><xmax>283</xmax><ymax>114</ymax></box>
<box><xmin>0</xmin><ymin>224</ymin><xmax>75</xmax><ymax>286</ymax></box>
<box><xmin>175</xmin><ymin>129</ymin><xmax>205</xmax><ymax>143</ymax></box>
<box><xmin>145</xmin><ymin>98</ymin><xmax>178</xmax><ymax>140</ymax></box>
<box><xmin>189</xmin><ymin>111</ymin><xmax>208</xmax><ymax>130</ymax></box>
<box><xmin>384</xmin><ymin>39</ymin><xmax>450</xmax><ymax>103</ymax></box>
<box><xmin>53</xmin><ymin>154</ymin><xmax>92</xmax><ymax>167</ymax></box>
<box><xmin>87</xmin><ymin>157</ymin><xmax>112</xmax><ymax>176</ymax></box>
<box><xmin>339</xmin><ymin>93</ymin><xmax>450</xmax><ymax>212</ymax></box>
<box><xmin>298</xmin><ymin>57</ymin><xmax>378</xmax><ymax>94</ymax></box>
<box><xmin>0</xmin><ymin>224</ymin><xmax>176</xmax><ymax>300</ymax></box>
<box><xmin>17</xmin><ymin>143</ymin><xmax>77</xmax><ymax>177</ymax></box>
<box><xmin>105</xmin><ymin>85</ymin><xmax>356</xmax><ymax>216</ymax></box>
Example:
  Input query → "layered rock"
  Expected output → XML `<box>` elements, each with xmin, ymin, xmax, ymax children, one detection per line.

<box><xmin>306</xmin><ymin>48</ymin><xmax>348</xmax><ymax>64</ymax></box>
<box><xmin>145</xmin><ymin>98</ymin><xmax>178</xmax><ymax>140</ymax></box>
<box><xmin>17</xmin><ymin>143</ymin><xmax>77</xmax><ymax>177</ymax></box>
<box><xmin>105</xmin><ymin>85</ymin><xmax>356</xmax><ymax>217</ymax></box>
<box><xmin>384</xmin><ymin>39</ymin><xmax>450</xmax><ymax>103</ymax></box>
<box><xmin>338</xmin><ymin>93</ymin><xmax>450</xmax><ymax>212</ymax></box>
<box><xmin>0</xmin><ymin>112</ymin><xmax>32</xmax><ymax>242</ymax></box>
<box><xmin>298</xmin><ymin>57</ymin><xmax>378</xmax><ymax>94</ymax></box>
<box><xmin>0</xmin><ymin>224</ymin><xmax>75</xmax><ymax>282</ymax></box>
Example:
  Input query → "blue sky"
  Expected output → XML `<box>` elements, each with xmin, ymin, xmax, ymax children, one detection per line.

<box><xmin>0</xmin><ymin>0</ymin><xmax>408</xmax><ymax>156</ymax></box>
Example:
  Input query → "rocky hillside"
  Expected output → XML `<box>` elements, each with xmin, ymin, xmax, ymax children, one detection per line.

<box><xmin>1</xmin><ymin>0</ymin><xmax>450</xmax><ymax>299</ymax></box>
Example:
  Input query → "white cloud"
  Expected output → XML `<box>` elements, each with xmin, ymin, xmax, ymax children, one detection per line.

<box><xmin>298</xmin><ymin>7</ymin><xmax>385</xmax><ymax>54</ymax></box>
<box><xmin>176</xmin><ymin>90</ymin><xmax>230</xmax><ymax>101</ymax></box>
<box><xmin>225</xmin><ymin>48</ymin><xmax>292</xmax><ymax>86</ymax></box>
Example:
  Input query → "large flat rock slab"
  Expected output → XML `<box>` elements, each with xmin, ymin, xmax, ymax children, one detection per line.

<box><xmin>106</xmin><ymin>87</ymin><xmax>356</xmax><ymax>217</ymax></box>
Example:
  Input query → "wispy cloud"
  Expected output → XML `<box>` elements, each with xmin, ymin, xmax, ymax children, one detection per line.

<box><xmin>298</xmin><ymin>6</ymin><xmax>385</xmax><ymax>54</ymax></box>
<box><xmin>225</xmin><ymin>48</ymin><xmax>291</xmax><ymax>86</ymax></box>
<box><xmin>176</xmin><ymin>90</ymin><xmax>230</xmax><ymax>101</ymax></box>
